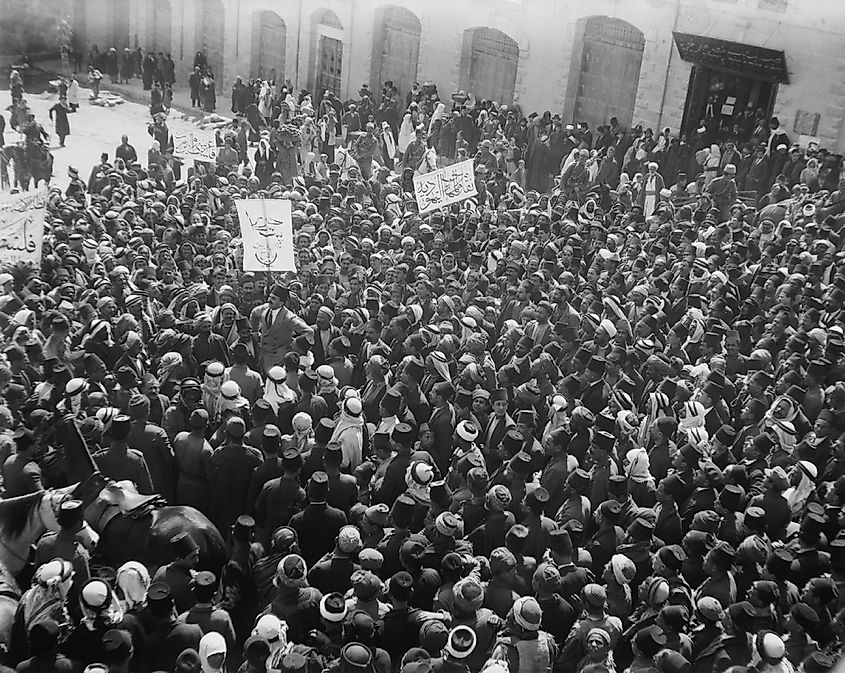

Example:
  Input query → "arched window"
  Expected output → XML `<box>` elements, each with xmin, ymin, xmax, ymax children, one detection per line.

<box><xmin>572</xmin><ymin>16</ymin><xmax>645</xmax><ymax>129</ymax></box>
<box><xmin>458</xmin><ymin>27</ymin><xmax>519</xmax><ymax>104</ymax></box>
<box><xmin>370</xmin><ymin>5</ymin><xmax>421</xmax><ymax>98</ymax></box>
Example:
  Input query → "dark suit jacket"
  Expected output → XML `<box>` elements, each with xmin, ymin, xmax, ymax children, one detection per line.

<box><xmin>428</xmin><ymin>403</ymin><xmax>456</xmax><ymax>473</ymax></box>
<box><xmin>484</xmin><ymin>413</ymin><xmax>515</xmax><ymax>451</ymax></box>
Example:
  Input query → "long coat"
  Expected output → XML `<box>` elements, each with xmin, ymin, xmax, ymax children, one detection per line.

<box><xmin>526</xmin><ymin>138</ymin><xmax>550</xmax><ymax>192</ymax></box>
<box><xmin>49</xmin><ymin>103</ymin><xmax>69</xmax><ymax>138</ymax></box>
<box><xmin>209</xmin><ymin>441</ymin><xmax>263</xmax><ymax>532</ymax></box>
<box><xmin>172</xmin><ymin>430</ymin><xmax>214</xmax><ymax>511</ymax></box>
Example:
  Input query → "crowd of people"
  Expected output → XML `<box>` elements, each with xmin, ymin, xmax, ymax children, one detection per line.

<box><xmin>0</xmin><ymin>52</ymin><xmax>844</xmax><ymax>673</ymax></box>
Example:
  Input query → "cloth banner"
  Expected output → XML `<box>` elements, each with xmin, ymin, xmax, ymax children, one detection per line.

<box><xmin>0</xmin><ymin>188</ymin><xmax>46</xmax><ymax>267</ymax></box>
<box><xmin>413</xmin><ymin>159</ymin><xmax>478</xmax><ymax>214</ymax></box>
<box><xmin>174</xmin><ymin>131</ymin><xmax>218</xmax><ymax>162</ymax></box>
<box><xmin>236</xmin><ymin>199</ymin><xmax>296</xmax><ymax>272</ymax></box>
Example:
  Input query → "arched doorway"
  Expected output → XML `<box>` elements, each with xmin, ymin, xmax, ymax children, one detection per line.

<box><xmin>310</xmin><ymin>8</ymin><xmax>343</xmax><ymax>106</ymax></box>
<box><xmin>198</xmin><ymin>0</ymin><xmax>225</xmax><ymax>78</ymax></box>
<box><xmin>370</xmin><ymin>5</ymin><xmax>420</xmax><ymax>99</ymax></box>
<box><xmin>147</xmin><ymin>0</ymin><xmax>172</xmax><ymax>55</ymax></box>
<box><xmin>572</xmin><ymin>16</ymin><xmax>645</xmax><ymax>129</ymax></box>
<box><xmin>458</xmin><ymin>27</ymin><xmax>519</xmax><ymax>104</ymax></box>
<box><xmin>111</xmin><ymin>0</ymin><xmax>131</xmax><ymax>49</ymax></box>
<box><xmin>252</xmin><ymin>11</ymin><xmax>286</xmax><ymax>82</ymax></box>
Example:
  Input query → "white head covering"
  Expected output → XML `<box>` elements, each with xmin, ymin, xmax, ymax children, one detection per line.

<box><xmin>398</xmin><ymin>113</ymin><xmax>414</xmax><ymax>153</ymax></box>
<box><xmin>785</xmin><ymin>460</ymin><xmax>818</xmax><ymax>514</ymax></box>
<box><xmin>116</xmin><ymin>561</ymin><xmax>150</xmax><ymax>610</ymax></box>
<box><xmin>599</xmin><ymin>318</ymin><xmax>617</xmax><ymax>339</ymax></box>
<box><xmin>625</xmin><ymin>447</ymin><xmax>652</xmax><ymax>484</ymax></box>
<box><xmin>679</xmin><ymin>400</ymin><xmax>706</xmax><ymax>431</ymax></box>
<box><xmin>199</xmin><ymin>632</ymin><xmax>227</xmax><ymax>673</ymax></box>
<box><xmin>158</xmin><ymin>351</ymin><xmax>183</xmax><ymax>388</ymax></box>
<box><xmin>252</xmin><ymin>614</ymin><xmax>288</xmax><ymax>660</ymax></box>
<box><xmin>263</xmin><ymin>366</ymin><xmax>296</xmax><ymax>414</ymax></box>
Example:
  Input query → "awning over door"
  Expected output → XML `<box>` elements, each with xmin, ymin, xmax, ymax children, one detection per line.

<box><xmin>672</xmin><ymin>32</ymin><xmax>789</xmax><ymax>83</ymax></box>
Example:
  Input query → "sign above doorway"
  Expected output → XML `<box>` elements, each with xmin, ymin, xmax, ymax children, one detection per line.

<box><xmin>673</xmin><ymin>32</ymin><xmax>789</xmax><ymax>83</ymax></box>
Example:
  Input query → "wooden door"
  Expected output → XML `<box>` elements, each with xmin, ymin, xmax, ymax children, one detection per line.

<box><xmin>256</xmin><ymin>12</ymin><xmax>286</xmax><ymax>81</ymax></box>
<box><xmin>202</xmin><ymin>0</ymin><xmax>225</xmax><ymax>79</ymax></box>
<box><xmin>467</xmin><ymin>28</ymin><xmax>518</xmax><ymax>104</ymax></box>
<box><xmin>573</xmin><ymin>17</ymin><xmax>644</xmax><ymax>129</ymax></box>
<box><xmin>681</xmin><ymin>65</ymin><xmax>711</xmax><ymax>135</ymax></box>
<box><xmin>375</xmin><ymin>7</ymin><xmax>420</xmax><ymax>98</ymax></box>
<box><xmin>317</xmin><ymin>36</ymin><xmax>343</xmax><ymax>102</ymax></box>
<box><xmin>151</xmin><ymin>0</ymin><xmax>172</xmax><ymax>55</ymax></box>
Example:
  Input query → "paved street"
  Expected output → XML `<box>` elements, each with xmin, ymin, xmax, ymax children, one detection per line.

<box><xmin>4</xmin><ymin>84</ymin><xmax>203</xmax><ymax>190</ymax></box>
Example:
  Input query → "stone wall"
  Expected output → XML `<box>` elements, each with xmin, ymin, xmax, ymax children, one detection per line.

<box><xmin>72</xmin><ymin>0</ymin><xmax>845</xmax><ymax>151</ymax></box>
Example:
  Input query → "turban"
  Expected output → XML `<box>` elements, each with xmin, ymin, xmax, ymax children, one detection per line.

<box><xmin>599</xmin><ymin>318</ymin><xmax>617</xmax><ymax>339</ymax></box>
<box><xmin>610</xmin><ymin>554</ymin><xmax>636</xmax><ymax>586</ymax></box>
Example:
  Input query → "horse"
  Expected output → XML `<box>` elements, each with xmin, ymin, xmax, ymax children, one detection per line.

<box><xmin>0</xmin><ymin>486</ymin><xmax>76</xmax><ymax>653</ymax></box>
<box><xmin>55</xmin><ymin>415</ymin><xmax>227</xmax><ymax>574</ymax></box>
<box><xmin>0</xmin><ymin>416</ymin><xmax>226</xmax><ymax>575</ymax></box>
<box><xmin>0</xmin><ymin>143</ymin><xmax>54</xmax><ymax>191</ymax></box>
<box><xmin>334</xmin><ymin>146</ymin><xmax>358</xmax><ymax>180</ymax></box>
<box><xmin>71</xmin><ymin>472</ymin><xmax>227</xmax><ymax>573</ymax></box>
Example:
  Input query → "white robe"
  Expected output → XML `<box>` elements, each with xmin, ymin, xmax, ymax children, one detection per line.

<box><xmin>67</xmin><ymin>80</ymin><xmax>80</xmax><ymax>107</ymax></box>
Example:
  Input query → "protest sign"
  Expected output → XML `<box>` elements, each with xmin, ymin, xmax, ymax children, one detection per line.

<box><xmin>413</xmin><ymin>159</ymin><xmax>478</xmax><ymax>214</ymax></box>
<box><xmin>0</xmin><ymin>188</ymin><xmax>46</xmax><ymax>267</ymax></box>
<box><xmin>236</xmin><ymin>199</ymin><xmax>296</xmax><ymax>272</ymax></box>
<box><xmin>174</xmin><ymin>131</ymin><xmax>218</xmax><ymax>162</ymax></box>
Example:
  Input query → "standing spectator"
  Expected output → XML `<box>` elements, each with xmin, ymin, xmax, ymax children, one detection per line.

<box><xmin>48</xmin><ymin>96</ymin><xmax>70</xmax><ymax>148</ymax></box>
<box><xmin>189</xmin><ymin>66</ymin><xmax>202</xmax><ymax>108</ymax></box>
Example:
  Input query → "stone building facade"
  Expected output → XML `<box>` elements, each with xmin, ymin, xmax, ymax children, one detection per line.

<box><xmin>69</xmin><ymin>0</ymin><xmax>845</xmax><ymax>152</ymax></box>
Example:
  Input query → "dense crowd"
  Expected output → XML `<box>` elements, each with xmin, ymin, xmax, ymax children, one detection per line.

<box><xmin>0</xmin><ymin>59</ymin><xmax>844</xmax><ymax>673</ymax></box>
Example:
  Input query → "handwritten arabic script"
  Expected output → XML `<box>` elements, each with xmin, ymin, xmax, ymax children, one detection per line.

<box><xmin>0</xmin><ymin>188</ymin><xmax>46</xmax><ymax>266</ymax></box>
<box><xmin>413</xmin><ymin>160</ymin><xmax>478</xmax><ymax>214</ymax></box>
<box><xmin>174</xmin><ymin>132</ymin><xmax>219</xmax><ymax>162</ymax></box>
<box><xmin>236</xmin><ymin>199</ymin><xmax>296</xmax><ymax>272</ymax></box>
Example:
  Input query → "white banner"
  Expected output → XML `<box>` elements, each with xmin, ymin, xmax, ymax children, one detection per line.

<box><xmin>236</xmin><ymin>199</ymin><xmax>296</xmax><ymax>272</ymax></box>
<box><xmin>413</xmin><ymin>159</ymin><xmax>478</xmax><ymax>214</ymax></box>
<box><xmin>174</xmin><ymin>131</ymin><xmax>218</xmax><ymax>162</ymax></box>
<box><xmin>0</xmin><ymin>188</ymin><xmax>46</xmax><ymax>267</ymax></box>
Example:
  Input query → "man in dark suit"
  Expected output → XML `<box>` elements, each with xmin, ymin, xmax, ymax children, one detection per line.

<box><xmin>581</xmin><ymin>356</ymin><xmax>609</xmax><ymax>415</ymax></box>
<box><xmin>766</xmin><ymin>116</ymin><xmax>789</xmax><ymax>155</ymax></box>
<box><xmin>372</xmin><ymin>423</ymin><xmax>414</xmax><ymax>506</ymax></box>
<box><xmin>540</xmin><ymin>427</ymin><xmax>572</xmax><ymax>517</ymax></box>
<box><xmin>259</xmin><ymin>285</ymin><xmax>313</xmax><ymax>374</ymax></box>
<box><xmin>484</xmin><ymin>388</ymin><xmax>516</xmax><ymax>469</ymax></box>
<box><xmin>428</xmin><ymin>381</ymin><xmax>456</xmax><ymax>474</ymax></box>
<box><xmin>747</xmin><ymin>144</ymin><xmax>770</xmax><ymax>202</ymax></box>
<box><xmin>233</xmin><ymin>318</ymin><xmax>261</xmax><ymax>372</ymax></box>
<box><xmin>289</xmin><ymin>471</ymin><xmax>347</xmax><ymax>568</ymax></box>
<box><xmin>312</xmin><ymin>306</ymin><xmax>341</xmax><ymax>367</ymax></box>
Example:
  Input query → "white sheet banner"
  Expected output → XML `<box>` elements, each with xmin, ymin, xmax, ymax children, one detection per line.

<box><xmin>236</xmin><ymin>199</ymin><xmax>296</xmax><ymax>272</ymax></box>
<box><xmin>413</xmin><ymin>159</ymin><xmax>478</xmax><ymax>214</ymax></box>
<box><xmin>0</xmin><ymin>188</ymin><xmax>46</xmax><ymax>267</ymax></box>
<box><xmin>174</xmin><ymin>131</ymin><xmax>218</xmax><ymax>161</ymax></box>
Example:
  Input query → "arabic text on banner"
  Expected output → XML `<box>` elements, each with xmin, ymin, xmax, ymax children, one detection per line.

<box><xmin>413</xmin><ymin>159</ymin><xmax>478</xmax><ymax>214</ymax></box>
<box><xmin>174</xmin><ymin>131</ymin><xmax>218</xmax><ymax>162</ymax></box>
<box><xmin>0</xmin><ymin>188</ymin><xmax>46</xmax><ymax>267</ymax></box>
<box><xmin>236</xmin><ymin>199</ymin><xmax>296</xmax><ymax>272</ymax></box>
